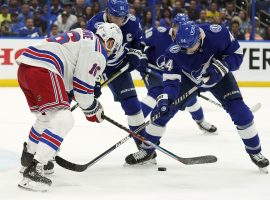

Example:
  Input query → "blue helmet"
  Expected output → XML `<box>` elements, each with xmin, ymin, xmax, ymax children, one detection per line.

<box><xmin>175</xmin><ymin>22</ymin><xmax>200</xmax><ymax>49</ymax></box>
<box><xmin>172</xmin><ymin>13</ymin><xmax>189</xmax><ymax>24</ymax></box>
<box><xmin>107</xmin><ymin>0</ymin><xmax>129</xmax><ymax>18</ymax></box>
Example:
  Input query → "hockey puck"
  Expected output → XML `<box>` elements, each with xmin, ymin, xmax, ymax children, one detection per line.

<box><xmin>158</xmin><ymin>167</ymin><xmax>166</xmax><ymax>171</ymax></box>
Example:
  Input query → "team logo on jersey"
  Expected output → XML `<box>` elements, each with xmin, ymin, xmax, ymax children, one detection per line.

<box><xmin>169</xmin><ymin>45</ymin><xmax>181</xmax><ymax>53</ymax></box>
<box><xmin>157</xmin><ymin>27</ymin><xmax>166</xmax><ymax>33</ymax></box>
<box><xmin>210</xmin><ymin>24</ymin><xmax>222</xmax><ymax>33</ymax></box>
<box><xmin>126</xmin><ymin>33</ymin><xmax>132</xmax><ymax>42</ymax></box>
<box><xmin>94</xmin><ymin>22</ymin><xmax>104</xmax><ymax>29</ymax></box>
<box><xmin>129</xmin><ymin>14</ymin><xmax>136</xmax><ymax>21</ymax></box>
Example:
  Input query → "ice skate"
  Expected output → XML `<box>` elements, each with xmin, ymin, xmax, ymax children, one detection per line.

<box><xmin>249</xmin><ymin>153</ymin><xmax>269</xmax><ymax>173</ymax></box>
<box><xmin>125</xmin><ymin>147</ymin><xmax>157</xmax><ymax>166</ymax></box>
<box><xmin>20</xmin><ymin>142</ymin><xmax>54</xmax><ymax>175</ymax></box>
<box><xmin>18</xmin><ymin>159</ymin><xmax>52</xmax><ymax>192</ymax></box>
<box><xmin>196</xmin><ymin>120</ymin><xmax>218</xmax><ymax>134</ymax></box>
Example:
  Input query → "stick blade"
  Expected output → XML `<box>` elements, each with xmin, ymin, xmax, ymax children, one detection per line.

<box><xmin>55</xmin><ymin>156</ymin><xmax>87</xmax><ymax>172</ymax></box>
<box><xmin>179</xmin><ymin>155</ymin><xmax>218</xmax><ymax>165</ymax></box>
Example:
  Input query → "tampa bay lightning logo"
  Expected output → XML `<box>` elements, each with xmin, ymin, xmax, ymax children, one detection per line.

<box><xmin>191</xmin><ymin>54</ymin><xmax>214</xmax><ymax>80</ymax></box>
<box><xmin>157</xmin><ymin>27</ymin><xmax>166</xmax><ymax>33</ymax></box>
<box><xmin>210</xmin><ymin>24</ymin><xmax>222</xmax><ymax>33</ymax></box>
<box><xmin>94</xmin><ymin>22</ymin><xmax>104</xmax><ymax>29</ymax></box>
<box><xmin>169</xmin><ymin>45</ymin><xmax>181</xmax><ymax>53</ymax></box>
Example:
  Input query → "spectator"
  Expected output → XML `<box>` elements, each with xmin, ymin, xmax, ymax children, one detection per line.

<box><xmin>92</xmin><ymin>2</ymin><xmax>100</xmax><ymax>15</ymax></box>
<box><xmin>238</xmin><ymin>10</ymin><xmax>249</xmax><ymax>33</ymax></box>
<box><xmin>54</xmin><ymin>3</ymin><xmax>77</xmax><ymax>32</ymax></box>
<box><xmin>196</xmin><ymin>10</ymin><xmax>209</xmax><ymax>24</ymax></box>
<box><xmin>83</xmin><ymin>5</ymin><xmax>93</xmax><ymax>21</ymax></box>
<box><xmin>18</xmin><ymin>3</ymin><xmax>34</xmax><ymax>23</ymax></box>
<box><xmin>159</xmin><ymin>8</ymin><xmax>172</xmax><ymax>28</ymax></box>
<box><xmin>19</xmin><ymin>17</ymin><xmax>42</xmax><ymax>38</ymax></box>
<box><xmin>0</xmin><ymin>20</ymin><xmax>15</xmax><ymax>36</ymax></box>
<box><xmin>171</xmin><ymin>0</ymin><xmax>185</xmax><ymax>18</ymax></box>
<box><xmin>72</xmin><ymin>0</ymin><xmax>86</xmax><ymax>16</ymax></box>
<box><xmin>155</xmin><ymin>4</ymin><xmax>162</xmax><ymax>20</ymax></box>
<box><xmin>206</xmin><ymin>2</ymin><xmax>220</xmax><ymax>22</ymax></box>
<box><xmin>219</xmin><ymin>8</ymin><xmax>230</xmax><ymax>29</ymax></box>
<box><xmin>70</xmin><ymin>14</ymin><xmax>86</xmax><ymax>30</ymax></box>
<box><xmin>142</xmin><ymin>9</ymin><xmax>152</xmax><ymax>31</ymax></box>
<box><xmin>230</xmin><ymin>20</ymin><xmax>245</xmax><ymax>40</ymax></box>
<box><xmin>10</xmin><ymin>11</ymin><xmax>24</xmax><ymax>34</ymax></box>
<box><xmin>8</xmin><ymin>0</ymin><xmax>20</xmax><ymax>14</ymax></box>
<box><xmin>54</xmin><ymin>10</ymin><xmax>71</xmax><ymax>33</ymax></box>
<box><xmin>33</xmin><ymin>9</ymin><xmax>46</xmax><ymax>34</ymax></box>
<box><xmin>41</xmin><ymin>4</ymin><xmax>57</xmax><ymax>25</ymax></box>
<box><xmin>30</xmin><ymin>0</ymin><xmax>41</xmax><ymax>13</ymax></box>
<box><xmin>187</xmin><ymin>0</ymin><xmax>200</xmax><ymax>21</ymax></box>
<box><xmin>264</xmin><ymin>26</ymin><xmax>270</xmax><ymax>40</ymax></box>
<box><xmin>51</xmin><ymin>0</ymin><xmax>62</xmax><ymax>16</ymax></box>
<box><xmin>225</xmin><ymin>1</ymin><xmax>238</xmax><ymax>21</ymax></box>
<box><xmin>49</xmin><ymin>24</ymin><xmax>59</xmax><ymax>36</ymax></box>
<box><xmin>160</xmin><ymin>0</ymin><xmax>173</xmax><ymax>12</ymax></box>
<box><xmin>129</xmin><ymin>6</ymin><xmax>136</xmax><ymax>16</ymax></box>
<box><xmin>132</xmin><ymin>0</ymin><xmax>143</xmax><ymax>20</ymax></box>
<box><xmin>245</xmin><ymin>25</ymin><xmax>264</xmax><ymax>40</ymax></box>
<box><xmin>0</xmin><ymin>4</ymin><xmax>11</xmax><ymax>27</ymax></box>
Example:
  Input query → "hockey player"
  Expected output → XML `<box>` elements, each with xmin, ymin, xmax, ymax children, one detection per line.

<box><xmin>140</xmin><ymin>13</ymin><xmax>217</xmax><ymax>134</ymax></box>
<box><xmin>16</xmin><ymin>23</ymin><xmax>123</xmax><ymax>191</ymax></box>
<box><xmin>86</xmin><ymin>0</ymin><xmax>148</xmax><ymax>149</ymax></box>
<box><xmin>125</xmin><ymin>22</ymin><xmax>269</xmax><ymax>173</ymax></box>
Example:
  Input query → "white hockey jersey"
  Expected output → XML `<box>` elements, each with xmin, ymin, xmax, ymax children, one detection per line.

<box><xmin>16</xmin><ymin>28</ymin><xmax>107</xmax><ymax>109</ymax></box>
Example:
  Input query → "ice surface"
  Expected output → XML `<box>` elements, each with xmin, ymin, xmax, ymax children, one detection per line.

<box><xmin>0</xmin><ymin>87</ymin><xmax>270</xmax><ymax>200</ymax></box>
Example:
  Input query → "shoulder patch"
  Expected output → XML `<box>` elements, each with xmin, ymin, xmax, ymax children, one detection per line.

<box><xmin>210</xmin><ymin>24</ymin><xmax>222</xmax><ymax>33</ymax></box>
<box><xmin>157</xmin><ymin>26</ymin><xmax>167</xmax><ymax>33</ymax></box>
<box><xmin>128</xmin><ymin>14</ymin><xmax>136</xmax><ymax>21</ymax></box>
<box><xmin>169</xmin><ymin>45</ymin><xmax>180</xmax><ymax>53</ymax></box>
<box><xmin>94</xmin><ymin>22</ymin><xmax>104</xmax><ymax>29</ymax></box>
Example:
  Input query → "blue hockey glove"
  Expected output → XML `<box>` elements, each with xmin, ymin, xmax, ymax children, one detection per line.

<box><xmin>125</xmin><ymin>48</ymin><xmax>146</xmax><ymax>72</ymax></box>
<box><xmin>94</xmin><ymin>81</ymin><xmax>102</xmax><ymax>98</ymax></box>
<box><xmin>203</xmin><ymin>59</ymin><xmax>229</xmax><ymax>86</ymax></box>
<box><xmin>157</xmin><ymin>93</ymin><xmax>170</xmax><ymax>115</ymax></box>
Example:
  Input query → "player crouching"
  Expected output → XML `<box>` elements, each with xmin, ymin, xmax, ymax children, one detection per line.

<box><xmin>16</xmin><ymin>23</ymin><xmax>123</xmax><ymax>192</ymax></box>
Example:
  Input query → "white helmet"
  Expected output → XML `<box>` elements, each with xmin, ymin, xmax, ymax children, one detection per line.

<box><xmin>96</xmin><ymin>22</ymin><xmax>123</xmax><ymax>53</ymax></box>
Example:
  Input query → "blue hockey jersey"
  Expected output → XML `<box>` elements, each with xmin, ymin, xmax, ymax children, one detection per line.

<box><xmin>142</xmin><ymin>26</ymin><xmax>173</xmax><ymax>74</ymax></box>
<box><xmin>87</xmin><ymin>11</ymin><xmax>143</xmax><ymax>72</ymax></box>
<box><xmin>163</xmin><ymin>24</ymin><xmax>243</xmax><ymax>100</ymax></box>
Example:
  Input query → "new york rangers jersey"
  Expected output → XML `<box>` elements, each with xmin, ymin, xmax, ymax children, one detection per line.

<box><xmin>16</xmin><ymin>28</ymin><xmax>107</xmax><ymax>109</ymax></box>
<box><xmin>163</xmin><ymin>24</ymin><xmax>243</xmax><ymax>100</ymax></box>
<box><xmin>87</xmin><ymin>11</ymin><xmax>142</xmax><ymax>71</ymax></box>
<box><xmin>142</xmin><ymin>26</ymin><xmax>173</xmax><ymax>74</ymax></box>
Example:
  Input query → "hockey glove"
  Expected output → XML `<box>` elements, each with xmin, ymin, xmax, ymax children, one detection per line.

<box><xmin>94</xmin><ymin>81</ymin><xmax>102</xmax><ymax>98</ymax></box>
<box><xmin>125</xmin><ymin>48</ymin><xmax>147</xmax><ymax>72</ymax></box>
<box><xmin>156</xmin><ymin>93</ymin><xmax>170</xmax><ymax>115</ymax></box>
<box><xmin>202</xmin><ymin>59</ymin><xmax>229</xmax><ymax>86</ymax></box>
<box><xmin>82</xmin><ymin>99</ymin><xmax>104</xmax><ymax>123</ymax></box>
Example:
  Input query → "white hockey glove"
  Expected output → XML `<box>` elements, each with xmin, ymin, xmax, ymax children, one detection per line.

<box><xmin>202</xmin><ymin>58</ymin><xmax>229</xmax><ymax>86</ymax></box>
<box><xmin>82</xmin><ymin>99</ymin><xmax>104</xmax><ymax>123</ymax></box>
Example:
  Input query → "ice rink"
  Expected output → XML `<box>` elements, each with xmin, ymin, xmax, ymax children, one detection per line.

<box><xmin>0</xmin><ymin>87</ymin><xmax>270</xmax><ymax>200</ymax></box>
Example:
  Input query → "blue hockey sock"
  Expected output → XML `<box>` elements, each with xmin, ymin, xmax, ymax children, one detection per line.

<box><xmin>237</xmin><ymin>122</ymin><xmax>261</xmax><ymax>154</ymax></box>
<box><xmin>186</xmin><ymin>98</ymin><xmax>204</xmax><ymax>122</ymax></box>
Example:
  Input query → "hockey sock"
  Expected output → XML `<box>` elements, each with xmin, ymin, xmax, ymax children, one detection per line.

<box><xmin>237</xmin><ymin>122</ymin><xmax>261</xmax><ymax>154</ymax></box>
<box><xmin>121</xmin><ymin>97</ymin><xmax>146</xmax><ymax>144</ymax></box>
<box><xmin>186</xmin><ymin>98</ymin><xmax>204</xmax><ymax>122</ymax></box>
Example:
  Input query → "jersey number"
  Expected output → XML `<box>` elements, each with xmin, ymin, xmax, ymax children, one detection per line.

<box><xmin>164</xmin><ymin>59</ymin><xmax>173</xmax><ymax>71</ymax></box>
<box><xmin>89</xmin><ymin>63</ymin><xmax>101</xmax><ymax>77</ymax></box>
<box><xmin>46</xmin><ymin>31</ymin><xmax>81</xmax><ymax>44</ymax></box>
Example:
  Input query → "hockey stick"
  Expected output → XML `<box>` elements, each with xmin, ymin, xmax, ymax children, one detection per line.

<box><xmin>56</xmin><ymin>82</ymin><xmax>217</xmax><ymax>172</ymax></box>
<box><xmin>70</xmin><ymin>64</ymin><xmax>130</xmax><ymax>112</ymax></box>
<box><xmin>198</xmin><ymin>93</ymin><xmax>262</xmax><ymax>113</ymax></box>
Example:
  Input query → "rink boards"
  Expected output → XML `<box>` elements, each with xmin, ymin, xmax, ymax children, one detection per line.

<box><xmin>0</xmin><ymin>38</ymin><xmax>269</xmax><ymax>87</ymax></box>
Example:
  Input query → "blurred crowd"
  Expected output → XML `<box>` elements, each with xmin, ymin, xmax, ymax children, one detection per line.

<box><xmin>0</xmin><ymin>0</ymin><xmax>269</xmax><ymax>40</ymax></box>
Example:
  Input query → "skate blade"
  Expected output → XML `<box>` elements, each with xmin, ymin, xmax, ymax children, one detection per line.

<box><xmin>18</xmin><ymin>178</ymin><xmax>50</xmax><ymax>192</ymax></box>
<box><xmin>123</xmin><ymin>158</ymin><xmax>157</xmax><ymax>167</ymax></box>
<box><xmin>20</xmin><ymin>166</ymin><xmax>54</xmax><ymax>175</ymax></box>
<box><xmin>259</xmin><ymin>167</ymin><xmax>268</xmax><ymax>174</ymax></box>
<box><xmin>201</xmin><ymin>129</ymin><xmax>218</xmax><ymax>135</ymax></box>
